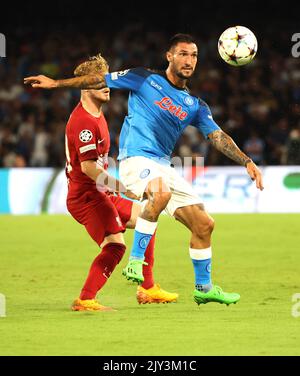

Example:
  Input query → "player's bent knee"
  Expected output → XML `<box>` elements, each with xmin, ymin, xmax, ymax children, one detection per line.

<box><xmin>154</xmin><ymin>191</ymin><xmax>172</xmax><ymax>210</ymax></box>
<box><xmin>207</xmin><ymin>217</ymin><xmax>215</xmax><ymax>233</ymax></box>
<box><xmin>193</xmin><ymin>215</ymin><xmax>215</xmax><ymax>238</ymax></box>
<box><xmin>158</xmin><ymin>190</ymin><xmax>172</xmax><ymax>203</ymax></box>
<box><xmin>101</xmin><ymin>232</ymin><xmax>125</xmax><ymax>248</ymax></box>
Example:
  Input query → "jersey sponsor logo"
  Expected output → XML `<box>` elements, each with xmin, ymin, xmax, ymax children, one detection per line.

<box><xmin>154</xmin><ymin>97</ymin><xmax>188</xmax><ymax>121</ymax></box>
<box><xmin>150</xmin><ymin>80</ymin><xmax>162</xmax><ymax>90</ymax></box>
<box><xmin>98</xmin><ymin>138</ymin><xmax>104</xmax><ymax>144</ymax></box>
<box><xmin>79</xmin><ymin>129</ymin><xmax>93</xmax><ymax>143</ymax></box>
<box><xmin>184</xmin><ymin>96</ymin><xmax>194</xmax><ymax>106</ymax></box>
<box><xmin>140</xmin><ymin>169</ymin><xmax>150</xmax><ymax>179</ymax></box>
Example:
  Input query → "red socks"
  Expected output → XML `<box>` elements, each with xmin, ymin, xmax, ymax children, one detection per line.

<box><xmin>141</xmin><ymin>231</ymin><xmax>156</xmax><ymax>290</ymax></box>
<box><xmin>80</xmin><ymin>243</ymin><xmax>126</xmax><ymax>300</ymax></box>
<box><xmin>80</xmin><ymin>232</ymin><xmax>156</xmax><ymax>300</ymax></box>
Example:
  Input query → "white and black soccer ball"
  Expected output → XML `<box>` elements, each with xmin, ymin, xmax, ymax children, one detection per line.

<box><xmin>218</xmin><ymin>26</ymin><xmax>258</xmax><ymax>66</ymax></box>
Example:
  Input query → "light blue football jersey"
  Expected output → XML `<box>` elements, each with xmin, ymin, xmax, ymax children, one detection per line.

<box><xmin>105</xmin><ymin>68</ymin><xmax>221</xmax><ymax>162</ymax></box>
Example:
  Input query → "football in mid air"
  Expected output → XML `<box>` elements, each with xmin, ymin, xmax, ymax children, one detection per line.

<box><xmin>218</xmin><ymin>26</ymin><xmax>258</xmax><ymax>66</ymax></box>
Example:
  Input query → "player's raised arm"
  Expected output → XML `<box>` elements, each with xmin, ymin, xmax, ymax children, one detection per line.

<box><xmin>24</xmin><ymin>66</ymin><xmax>149</xmax><ymax>90</ymax></box>
<box><xmin>24</xmin><ymin>53</ymin><xmax>108</xmax><ymax>90</ymax></box>
<box><xmin>208</xmin><ymin>129</ymin><xmax>264</xmax><ymax>191</ymax></box>
<box><xmin>24</xmin><ymin>73</ymin><xmax>106</xmax><ymax>90</ymax></box>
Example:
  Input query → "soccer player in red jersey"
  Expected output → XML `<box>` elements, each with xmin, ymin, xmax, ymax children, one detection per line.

<box><xmin>65</xmin><ymin>55</ymin><xmax>178</xmax><ymax>311</ymax></box>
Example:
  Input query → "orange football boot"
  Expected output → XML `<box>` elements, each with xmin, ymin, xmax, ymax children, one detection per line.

<box><xmin>136</xmin><ymin>284</ymin><xmax>178</xmax><ymax>304</ymax></box>
<box><xmin>71</xmin><ymin>298</ymin><xmax>114</xmax><ymax>311</ymax></box>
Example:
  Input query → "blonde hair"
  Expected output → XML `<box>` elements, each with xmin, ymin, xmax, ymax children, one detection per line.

<box><xmin>74</xmin><ymin>53</ymin><xmax>109</xmax><ymax>76</ymax></box>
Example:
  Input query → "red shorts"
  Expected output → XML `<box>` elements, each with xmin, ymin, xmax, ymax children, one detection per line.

<box><xmin>67</xmin><ymin>190</ymin><xmax>133</xmax><ymax>247</ymax></box>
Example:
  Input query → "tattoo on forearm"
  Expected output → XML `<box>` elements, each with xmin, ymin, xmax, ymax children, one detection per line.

<box><xmin>57</xmin><ymin>74</ymin><xmax>106</xmax><ymax>89</ymax></box>
<box><xmin>208</xmin><ymin>130</ymin><xmax>250</xmax><ymax>166</ymax></box>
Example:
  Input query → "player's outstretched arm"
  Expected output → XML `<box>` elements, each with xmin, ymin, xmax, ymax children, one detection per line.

<box><xmin>24</xmin><ymin>74</ymin><xmax>106</xmax><ymax>90</ymax></box>
<box><xmin>208</xmin><ymin>129</ymin><xmax>264</xmax><ymax>191</ymax></box>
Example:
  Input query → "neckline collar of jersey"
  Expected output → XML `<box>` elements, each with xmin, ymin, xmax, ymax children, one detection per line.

<box><xmin>161</xmin><ymin>70</ymin><xmax>189</xmax><ymax>92</ymax></box>
<box><xmin>80</xmin><ymin>101</ymin><xmax>103</xmax><ymax>119</ymax></box>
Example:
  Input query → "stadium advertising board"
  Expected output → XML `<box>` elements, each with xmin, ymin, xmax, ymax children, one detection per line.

<box><xmin>0</xmin><ymin>167</ymin><xmax>300</xmax><ymax>214</ymax></box>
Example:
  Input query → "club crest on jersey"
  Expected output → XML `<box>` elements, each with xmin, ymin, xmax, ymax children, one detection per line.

<box><xmin>154</xmin><ymin>97</ymin><xmax>188</xmax><ymax>121</ymax></box>
<box><xmin>79</xmin><ymin>130</ymin><xmax>93</xmax><ymax>143</ymax></box>
<box><xmin>140</xmin><ymin>169</ymin><xmax>150</xmax><ymax>179</ymax></box>
<box><xmin>184</xmin><ymin>96</ymin><xmax>194</xmax><ymax>106</ymax></box>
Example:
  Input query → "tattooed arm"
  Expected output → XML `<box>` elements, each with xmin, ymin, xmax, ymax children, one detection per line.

<box><xmin>208</xmin><ymin>129</ymin><xmax>251</xmax><ymax>166</ymax></box>
<box><xmin>208</xmin><ymin>130</ymin><xmax>264</xmax><ymax>190</ymax></box>
<box><xmin>24</xmin><ymin>74</ymin><xmax>106</xmax><ymax>90</ymax></box>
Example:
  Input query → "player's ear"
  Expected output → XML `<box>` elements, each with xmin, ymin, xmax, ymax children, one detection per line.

<box><xmin>166</xmin><ymin>51</ymin><xmax>173</xmax><ymax>63</ymax></box>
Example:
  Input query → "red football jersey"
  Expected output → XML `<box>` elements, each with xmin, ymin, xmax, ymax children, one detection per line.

<box><xmin>65</xmin><ymin>102</ymin><xmax>110</xmax><ymax>199</ymax></box>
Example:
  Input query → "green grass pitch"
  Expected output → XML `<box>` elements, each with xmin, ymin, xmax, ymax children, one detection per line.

<box><xmin>0</xmin><ymin>214</ymin><xmax>300</xmax><ymax>356</ymax></box>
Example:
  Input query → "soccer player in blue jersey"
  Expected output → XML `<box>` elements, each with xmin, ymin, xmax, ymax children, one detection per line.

<box><xmin>25</xmin><ymin>34</ymin><xmax>264</xmax><ymax>306</ymax></box>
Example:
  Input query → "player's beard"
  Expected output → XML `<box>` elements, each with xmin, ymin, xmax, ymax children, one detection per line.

<box><xmin>176</xmin><ymin>68</ymin><xmax>194</xmax><ymax>80</ymax></box>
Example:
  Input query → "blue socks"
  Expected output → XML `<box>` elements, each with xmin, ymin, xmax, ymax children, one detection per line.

<box><xmin>189</xmin><ymin>247</ymin><xmax>212</xmax><ymax>293</ymax></box>
<box><xmin>130</xmin><ymin>217</ymin><xmax>157</xmax><ymax>261</ymax></box>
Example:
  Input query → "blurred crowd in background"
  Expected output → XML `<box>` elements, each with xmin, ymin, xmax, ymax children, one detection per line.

<box><xmin>1</xmin><ymin>24</ymin><xmax>300</xmax><ymax>168</ymax></box>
